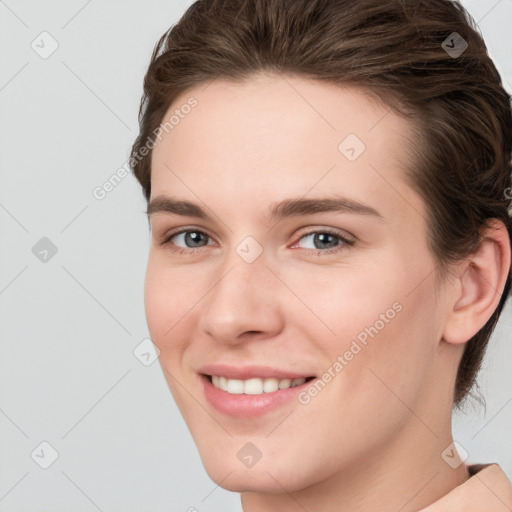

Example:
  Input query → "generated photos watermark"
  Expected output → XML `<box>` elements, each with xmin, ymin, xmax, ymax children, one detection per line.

<box><xmin>297</xmin><ymin>301</ymin><xmax>403</xmax><ymax>405</ymax></box>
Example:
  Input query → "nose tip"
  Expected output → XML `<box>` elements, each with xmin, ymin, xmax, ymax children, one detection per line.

<box><xmin>199</xmin><ymin>259</ymin><xmax>283</xmax><ymax>345</ymax></box>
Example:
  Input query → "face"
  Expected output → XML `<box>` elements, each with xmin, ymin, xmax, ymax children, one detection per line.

<box><xmin>145</xmin><ymin>73</ymin><xmax>452</xmax><ymax>493</ymax></box>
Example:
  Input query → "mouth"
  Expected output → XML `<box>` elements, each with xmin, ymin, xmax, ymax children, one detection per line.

<box><xmin>200</xmin><ymin>373</ymin><xmax>317</xmax><ymax>418</ymax></box>
<box><xmin>204</xmin><ymin>374</ymin><xmax>316</xmax><ymax>395</ymax></box>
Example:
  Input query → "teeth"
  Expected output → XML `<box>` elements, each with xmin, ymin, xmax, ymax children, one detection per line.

<box><xmin>263</xmin><ymin>378</ymin><xmax>279</xmax><ymax>393</ymax></box>
<box><xmin>210</xmin><ymin>375</ymin><xmax>307</xmax><ymax>394</ymax></box>
<box><xmin>279</xmin><ymin>378</ymin><xmax>291</xmax><ymax>389</ymax></box>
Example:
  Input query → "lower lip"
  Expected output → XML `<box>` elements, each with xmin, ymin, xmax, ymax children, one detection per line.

<box><xmin>200</xmin><ymin>374</ymin><xmax>315</xmax><ymax>418</ymax></box>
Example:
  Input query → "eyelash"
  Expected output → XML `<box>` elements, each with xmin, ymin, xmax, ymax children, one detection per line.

<box><xmin>159</xmin><ymin>227</ymin><xmax>355</xmax><ymax>256</ymax></box>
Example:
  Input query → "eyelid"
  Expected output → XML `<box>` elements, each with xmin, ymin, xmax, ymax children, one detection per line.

<box><xmin>159</xmin><ymin>225</ymin><xmax>217</xmax><ymax>246</ymax></box>
<box><xmin>291</xmin><ymin>226</ymin><xmax>356</xmax><ymax>246</ymax></box>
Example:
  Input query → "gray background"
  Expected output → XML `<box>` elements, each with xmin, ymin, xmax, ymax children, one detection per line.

<box><xmin>0</xmin><ymin>1</ymin><xmax>511</xmax><ymax>511</ymax></box>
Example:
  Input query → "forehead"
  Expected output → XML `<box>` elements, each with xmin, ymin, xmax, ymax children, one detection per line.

<box><xmin>150</xmin><ymin>73</ymin><xmax>426</xmax><ymax>224</ymax></box>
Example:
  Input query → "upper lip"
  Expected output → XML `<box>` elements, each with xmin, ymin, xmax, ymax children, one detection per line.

<box><xmin>198</xmin><ymin>363</ymin><xmax>315</xmax><ymax>380</ymax></box>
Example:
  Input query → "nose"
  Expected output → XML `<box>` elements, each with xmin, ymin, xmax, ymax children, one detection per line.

<box><xmin>199</xmin><ymin>252</ymin><xmax>284</xmax><ymax>345</ymax></box>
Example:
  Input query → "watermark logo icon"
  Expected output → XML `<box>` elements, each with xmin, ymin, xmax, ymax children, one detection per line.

<box><xmin>236</xmin><ymin>236</ymin><xmax>263</xmax><ymax>263</ymax></box>
<box><xmin>237</xmin><ymin>442</ymin><xmax>262</xmax><ymax>468</ymax></box>
<box><xmin>133</xmin><ymin>338</ymin><xmax>160</xmax><ymax>366</ymax></box>
<box><xmin>31</xmin><ymin>441</ymin><xmax>59</xmax><ymax>469</ymax></box>
<box><xmin>442</xmin><ymin>32</ymin><xmax>468</xmax><ymax>58</ymax></box>
<box><xmin>441</xmin><ymin>441</ymin><xmax>469</xmax><ymax>469</ymax></box>
<box><xmin>31</xmin><ymin>32</ymin><xmax>59</xmax><ymax>59</ymax></box>
<box><xmin>338</xmin><ymin>134</ymin><xmax>366</xmax><ymax>161</ymax></box>
<box><xmin>32</xmin><ymin>237</ymin><xmax>58</xmax><ymax>263</ymax></box>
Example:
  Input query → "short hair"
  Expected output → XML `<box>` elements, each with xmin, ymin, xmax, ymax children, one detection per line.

<box><xmin>130</xmin><ymin>0</ymin><xmax>512</xmax><ymax>407</ymax></box>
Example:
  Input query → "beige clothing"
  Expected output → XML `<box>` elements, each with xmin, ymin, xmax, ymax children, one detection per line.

<box><xmin>420</xmin><ymin>463</ymin><xmax>512</xmax><ymax>511</ymax></box>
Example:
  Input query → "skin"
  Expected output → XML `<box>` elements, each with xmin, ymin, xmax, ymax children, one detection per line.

<box><xmin>144</xmin><ymin>73</ymin><xmax>511</xmax><ymax>512</ymax></box>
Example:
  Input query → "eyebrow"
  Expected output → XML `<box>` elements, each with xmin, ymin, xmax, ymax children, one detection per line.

<box><xmin>147</xmin><ymin>194</ymin><xmax>384</xmax><ymax>221</ymax></box>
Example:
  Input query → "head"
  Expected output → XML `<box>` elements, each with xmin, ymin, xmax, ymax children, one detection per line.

<box><xmin>130</xmin><ymin>0</ymin><xmax>512</xmax><ymax>495</ymax></box>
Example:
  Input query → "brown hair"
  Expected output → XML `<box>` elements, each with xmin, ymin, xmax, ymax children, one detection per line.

<box><xmin>130</xmin><ymin>0</ymin><xmax>512</xmax><ymax>407</ymax></box>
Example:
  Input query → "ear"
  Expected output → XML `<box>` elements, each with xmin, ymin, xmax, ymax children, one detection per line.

<box><xmin>442</xmin><ymin>219</ymin><xmax>511</xmax><ymax>345</ymax></box>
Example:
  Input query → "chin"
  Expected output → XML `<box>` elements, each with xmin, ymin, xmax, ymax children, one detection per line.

<box><xmin>198</xmin><ymin>450</ymin><xmax>323</xmax><ymax>494</ymax></box>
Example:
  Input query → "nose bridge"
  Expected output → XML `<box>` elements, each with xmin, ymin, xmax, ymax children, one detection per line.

<box><xmin>199</xmin><ymin>244</ymin><xmax>281</xmax><ymax>342</ymax></box>
<box><xmin>215</xmin><ymin>233</ymin><xmax>273</xmax><ymax>298</ymax></box>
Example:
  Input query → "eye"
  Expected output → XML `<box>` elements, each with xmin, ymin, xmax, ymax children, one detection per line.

<box><xmin>160</xmin><ymin>228</ymin><xmax>215</xmax><ymax>253</ymax></box>
<box><xmin>294</xmin><ymin>229</ymin><xmax>355</xmax><ymax>255</ymax></box>
<box><xmin>158</xmin><ymin>227</ymin><xmax>355</xmax><ymax>256</ymax></box>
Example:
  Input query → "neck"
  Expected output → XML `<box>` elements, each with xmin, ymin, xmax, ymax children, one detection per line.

<box><xmin>240</xmin><ymin>416</ymin><xmax>469</xmax><ymax>512</ymax></box>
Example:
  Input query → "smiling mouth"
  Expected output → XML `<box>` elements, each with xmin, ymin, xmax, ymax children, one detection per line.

<box><xmin>204</xmin><ymin>374</ymin><xmax>316</xmax><ymax>395</ymax></box>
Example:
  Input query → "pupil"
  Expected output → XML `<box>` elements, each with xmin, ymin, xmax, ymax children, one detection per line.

<box><xmin>186</xmin><ymin>231</ymin><xmax>206</xmax><ymax>247</ymax></box>
<box><xmin>315</xmin><ymin>233</ymin><xmax>338</xmax><ymax>249</ymax></box>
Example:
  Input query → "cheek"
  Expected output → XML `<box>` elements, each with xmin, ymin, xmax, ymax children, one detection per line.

<box><xmin>336</xmin><ymin>279</ymin><xmax>439</xmax><ymax>412</ymax></box>
<box><xmin>285</xmin><ymin>258</ymin><xmax>439</xmax><ymax>396</ymax></box>
<box><xmin>144</xmin><ymin>266</ymin><xmax>172</xmax><ymax>341</ymax></box>
<box><xmin>144</xmin><ymin>261</ymin><xmax>201</xmax><ymax>409</ymax></box>
<box><xmin>143</xmin><ymin>259</ymin><xmax>198</xmax><ymax>353</ymax></box>
<box><xmin>280</xmin><ymin>260</ymin><xmax>402</xmax><ymax>342</ymax></box>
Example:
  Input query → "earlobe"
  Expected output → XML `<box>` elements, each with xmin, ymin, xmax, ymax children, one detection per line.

<box><xmin>442</xmin><ymin>219</ymin><xmax>511</xmax><ymax>345</ymax></box>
